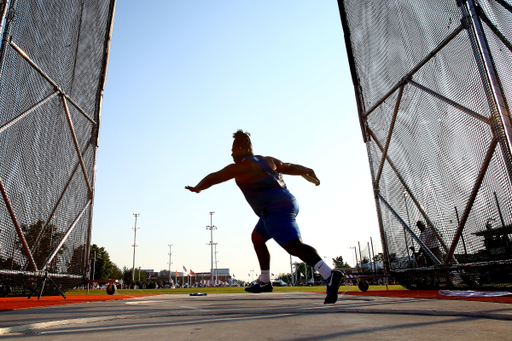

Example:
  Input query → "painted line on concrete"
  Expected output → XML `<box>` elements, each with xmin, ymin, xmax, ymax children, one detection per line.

<box><xmin>125</xmin><ymin>300</ymin><xmax>159</xmax><ymax>305</ymax></box>
<box><xmin>0</xmin><ymin>314</ymin><xmax>137</xmax><ymax>335</ymax></box>
<box><xmin>181</xmin><ymin>305</ymin><xmax>208</xmax><ymax>311</ymax></box>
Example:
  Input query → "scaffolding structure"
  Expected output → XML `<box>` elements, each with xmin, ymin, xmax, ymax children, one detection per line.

<box><xmin>0</xmin><ymin>0</ymin><xmax>116</xmax><ymax>296</ymax></box>
<box><xmin>338</xmin><ymin>0</ymin><xmax>512</xmax><ymax>288</ymax></box>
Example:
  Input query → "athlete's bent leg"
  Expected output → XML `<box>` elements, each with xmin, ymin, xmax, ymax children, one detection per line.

<box><xmin>246</xmin><ymin>229</ymin><xmax>273</xmax><ymax>293</ymax></box>
<box><xmin>251</xmin><ymin>229</ymin><xmax>271</xmax><ymax>271</ymax></box>
<box><xmin>283</xmin><ymin>238</ymin><xmax>344</xmax><ymax>304</ymax></box>
<box><xmin>282</xmin><ymin>238</ymin><xmax>321</xmax><ymax>266</ymax></box>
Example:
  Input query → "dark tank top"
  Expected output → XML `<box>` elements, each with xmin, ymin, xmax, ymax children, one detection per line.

<box><xmin>236</xmin><ymin>155</ymin><xmax>295</xmax><ymax>216</ymax></box>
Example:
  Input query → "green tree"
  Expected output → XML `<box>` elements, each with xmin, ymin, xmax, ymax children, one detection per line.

<box><xmin>90</xmin><ymin>244</ymin><xmax>114</xmax><ymax>280</ymax></box>
<box><xmin>123</xmin><ymin>266</ymin><xmax>132</xmax><ymax>284</ymax></box>
<box><xmin>122</xmin><ymin>266</ymin><xmax>146</xmax><ymax>285</ymax></box>
<box><xmin>67</xmin><ymin>245</ymin><xmax>86</xmax><ymax>275</ymax></box>
<box><xmin>332</xmin><ymin>256</ymin><xmax>351</xmax><ymax>269</ymax></box>
<box><xmin>293</xmin><ymin>262</ymin><xmax>315</xmax><ymax>284</ymax></box>
<box><xmin>16</xmin><ymin>220</ymin><xmax>66</xmax><ymax>272</ymax></box>
<box><xmin>373</xmin><ymin>253</ymin><xmax>384</xmax><ymax>263</ymax></box>
<box><xmin>111</xmin><ymin>264</ymin><xmax>123</xmax><ymax>280</ymax></box>
<box><xmin>0</xmin><ymin>255</ymin><xmax>19</xmax><ymax>271</ymax></box>
<box><xmin>278</xmin><ymin>273</ymin><xmax>293</xmax><ymax>285</ymax></box>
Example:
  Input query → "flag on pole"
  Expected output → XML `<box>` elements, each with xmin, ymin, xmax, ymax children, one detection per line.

<box><xmin>190</xmin><ymin>270</ymin><xmax>195</xmax><ymax>275</ymax></box>
<box><xmin>183</xmin><ymin>266</ymin><xmax>187</xmax><ymax>272</ymax></box>
<box><xmin>176</xmin><ymin>270</ymin><xmax>179</xmax><ymax>277</ymax></box>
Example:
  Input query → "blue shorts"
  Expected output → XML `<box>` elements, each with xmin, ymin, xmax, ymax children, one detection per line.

<box><xmin>254</xmin><ymin>199</ymin><xmax>301</xmax><ymax>247</ymax></box>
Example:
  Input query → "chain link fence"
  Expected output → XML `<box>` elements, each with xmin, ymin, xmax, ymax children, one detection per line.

<box><xmin>0</xmin><ymin>0</ymin><xmax>115</xmax><ymax>296</ymax></box>
<box><xmin>339</xmin><ymin>0</ymin><xmax>512</xmax><ymax>288</ymax></box>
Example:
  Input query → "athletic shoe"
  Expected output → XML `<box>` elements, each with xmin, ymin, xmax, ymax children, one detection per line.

<box><xmin>324</xmin><ymin>270</ymin><xmax>344</xmax><ymax>304</ymax></box>
<box><xmin>245</xmin><ymin>281</ymin><xmax>273</xmax><ymax>293</ymax></box>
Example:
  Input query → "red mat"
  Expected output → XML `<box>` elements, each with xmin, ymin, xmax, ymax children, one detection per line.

<box><xmin>1</xmin><ymin>290</ymin><xmax>511</xmax><ymax>312</ymax></box>
<box><xmin>344</xmin><ymin>290</ymin><xmax>512</xmax><ymax>304</ymax></box>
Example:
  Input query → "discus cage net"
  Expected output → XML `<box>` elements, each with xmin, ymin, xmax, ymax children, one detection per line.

<box><xmin>0</xmin><ymin>0</ymin><xmax>115</xmax><ymax>296</ymax></box>
<box><xmin>338</xmin><ymin>0</ymin><xmax>512</xmax><ymax>289</ymax></box>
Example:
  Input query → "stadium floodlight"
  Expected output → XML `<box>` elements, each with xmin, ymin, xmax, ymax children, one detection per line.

<box><xmin>206</xmin><ymin>212</ymin><xmax>216</xmax><ymax>286</ymax></box>
<box><xmin>132</xmin><ymin>214</ymin><xmax>140</xmax><ymax>282</ymax></box>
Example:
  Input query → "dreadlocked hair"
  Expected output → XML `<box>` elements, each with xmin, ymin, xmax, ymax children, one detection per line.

<box><xmin>233</xmin><ymin>129</ymin><xmax>252</xmax><ymax>148</ymax></box>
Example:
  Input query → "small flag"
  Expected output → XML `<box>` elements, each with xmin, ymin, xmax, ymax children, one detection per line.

<box><xmin>271</xmin><ymin>273</ymin><xmax>274</xmax><ymax>276</ymax></box>
<box><xmin>183</xmin><ymin>266</ymin><xmax>187</xmax><ymax>272</ymax></box>
<box><xmin>190</xmin><ymin>270</ymin><xmax>195</xmax><ymax>275</ymax></box>
<box><xmin>176</xmin><ymin>270</ymin><xmax>179</xmax><ymax>277</ymax></box>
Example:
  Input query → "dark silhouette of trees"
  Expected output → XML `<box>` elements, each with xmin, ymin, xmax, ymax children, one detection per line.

<box><xmin>16</xmin><ymin>220</ymin><xmax>66</xmax><ymax>272</ymax></box>
<box><xmin>332</xmin><ymin>255</ymin><xmax>351</xmax><ymax>268</ymax></box>
<box><xmin>90</xmin><ymin>244</ymin><xmax>114</xmax><ymax>280</ymax></box>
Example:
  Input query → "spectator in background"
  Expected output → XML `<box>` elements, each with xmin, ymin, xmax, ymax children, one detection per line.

<box><xmin>417</xmin><ymin>221</ymin><xmax>444</xmax><ymax>265</ymax></box>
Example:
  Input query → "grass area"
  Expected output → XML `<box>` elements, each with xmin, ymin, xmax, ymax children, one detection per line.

<box><xmin>67</xmin><ymin>284</ymin><xmax>406</xmax><ymax>296</ymax></box>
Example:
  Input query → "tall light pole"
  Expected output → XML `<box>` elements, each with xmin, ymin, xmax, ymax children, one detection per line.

<box><xmin>289</xmin><ymin>255</ymin><xmax>295</xmax><ymax>286</ymax></box>
<box><xmin>168</xmin><ymin>244</ymin><xmax>173</xmax><ymax>284</ymax></box>
<box><xmin>351</xmin><ymin>246</ymin><xmax>359</xmax><ymax>273</ymax></box>
<box><xmin>214</xmin><ymin>243</ymin><xmax>219</xmax><ymax>284</ymax></box>
<box><xmin>206</xmin><ymin>212</ymin><xmax>216</xmax><ymax>285</ymax></box>
<box><xmin>402</xmin><ymin>190</ymin><xmax>412</xmax><ymax>259</ymax></box>
<box><xmin>132</xmin><ymin>213</ymin><xmax>140</xmax><ymax>282</ymax></box>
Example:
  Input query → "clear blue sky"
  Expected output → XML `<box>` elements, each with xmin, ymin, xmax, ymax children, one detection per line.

<box><xmin>91</xmin><ymin>0</ymin><xmax>381</xmax><ymax>282</ymax></box>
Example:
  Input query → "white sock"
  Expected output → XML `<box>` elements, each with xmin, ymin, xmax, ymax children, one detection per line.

<box><xmin>314</xmin><ymin>260</ymin><xmax>332</xmax><ymax>280</ymax></box>
<box><xmin>260</xmin><ymin>270</ymin><xmax>270</xmax><ymax>283</ymax></box>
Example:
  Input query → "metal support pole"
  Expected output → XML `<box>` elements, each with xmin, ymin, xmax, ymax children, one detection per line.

<box><xmin>358</xmin><ymin>242</ymin><xmax>363</xmax><ymax>273</ymax></box>
<box><xmin>447</xmin><ymin>139</ymin><xmax>497</xmax><ymax>262</ymax></box>
<box><xmin>403</xmin><ymin>191</ymin><xmax>412</xmax><ymax>260</ymax></box>
<box><xmin>0</xmin><ymin>177</ymin><xmax>37</xmax><ymax>271</ymax></box>
<box><xmin>493</xmin><ymin>192</ymin><xmax>506</xmax><ymax>228</ymax></box>
<box><xmin>461</xmin><ymin>0</ymin><xmax>512</xmax><ymax>183</ymax></box>
<box><xmin>206</xmin><ymin>212</ymin><xmax>216</xmax><ymax>285</ymax></box>
<box><xmin>214</xmin><ymin>243</ymin><xmax>218</xmax><ymax>284</ymax></box>
<box><xmin>351</xmin><ymin>246</ymin><xmax>359</xmax><ymax>273</ymax></box>
<box><xmin>304</xmin><ymin>261</ymin><xmax>308</xmax><ymax>285</ymax></box>
<box><xmin>377</xmin><ymin>192</ymin><xmax>441</xmax><ymax>265</ymax></box>
<box><xmin>168</xmin><ymin>244</ymin><xmax>172</xmax><ymax>284</ymax></box>
<box><xmin>370</xmin><ymin>237</ymin><xmax>376</xmax><ymax>274</ymax></box>
<box><xmin>454</xmin><ymin>206</ymin><xmax>469</xmax><ymax>262</ymax></box>
<box><xmin>132</xmin><ymin>213</ymin><xmax>140</xmax><ymax>282</ymax></box>
<box><xmin>0</xmin><ymin>0</ymin><xmax>17</xmax><ymax>81</ymax></box>
<box><xmin>92</xmin><ymin>251</ymin><xmax>96</xmax><ymax>281</ymax></box>
<box><xmin>366</xmin><ymin>142</ymin><xmax>391</xmax><ymax>273</ymax></box>
<box><xmin>367</xmin><ymin>242</ymin><xmax>372</xmax><ymax>273</ymax></box>
<box><xmin>289</xmin><ymin>255</ymin><xmax>295</xmax><ymax>286</ymax></box>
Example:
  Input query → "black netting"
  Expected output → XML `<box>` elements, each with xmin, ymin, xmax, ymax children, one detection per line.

<box><xmin>339</xmin><ymin>0</ymin><xmax>512</xmax><ymax>285</ymax></box>
<box><xmin>0</xmin><ymin>0</ymin><xmax>115</xmax><ymax>295</ymax></box>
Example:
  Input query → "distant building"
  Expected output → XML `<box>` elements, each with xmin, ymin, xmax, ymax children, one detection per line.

<box><xmin>156</xmin><ymin>268</ymin><xmax>231</xmax><ymax>286</ymax></box>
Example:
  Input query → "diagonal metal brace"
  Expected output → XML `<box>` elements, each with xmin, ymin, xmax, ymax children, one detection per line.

<box><xmin>376</xmin><ymin>191</ymin><xmax>441</xmax><ymax>265</ymax></box>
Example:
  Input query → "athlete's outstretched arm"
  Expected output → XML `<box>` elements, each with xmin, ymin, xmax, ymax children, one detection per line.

<box><xmin>272</xmin><ymin>158</ymin><xmax>320</xmax><ymax>186</ymax></box>
<box><xmin>185</xmin><ymin>164</ymin><xmax>240</xmax><ymax>193</ymax></box>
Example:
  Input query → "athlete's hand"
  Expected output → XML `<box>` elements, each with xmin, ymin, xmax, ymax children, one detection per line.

<box><xmin>302</xmin><ymin>172</ymin><xmax>320</xmax><ymax>186</ymax></box>
<box><xmin>185</xmin><ymin>186</ymin><xmax>201</xmax><ymax>193</ymax></box>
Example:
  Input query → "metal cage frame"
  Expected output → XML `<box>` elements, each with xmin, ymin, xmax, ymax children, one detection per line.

<box><xmin>338</xmin><ymin>0</ymin><xmax>512</xmax><ymax>288</ymax></box>
<box><xmin>0</xmin><ymin>0</ymin><xmax>116</xmax><ymax>296</ymax></box>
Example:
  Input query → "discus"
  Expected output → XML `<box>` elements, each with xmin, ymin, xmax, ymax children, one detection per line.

<box><xmin>302</xmin><ymin>174</ymin><xmax>320</xmax><ymax>186</ymax></box>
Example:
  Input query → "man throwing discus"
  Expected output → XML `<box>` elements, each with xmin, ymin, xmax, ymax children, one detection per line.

<box><xmin>185</xmin><ymin>129</ymin><xmax>344</xmax><ymax>304</ymax></box>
